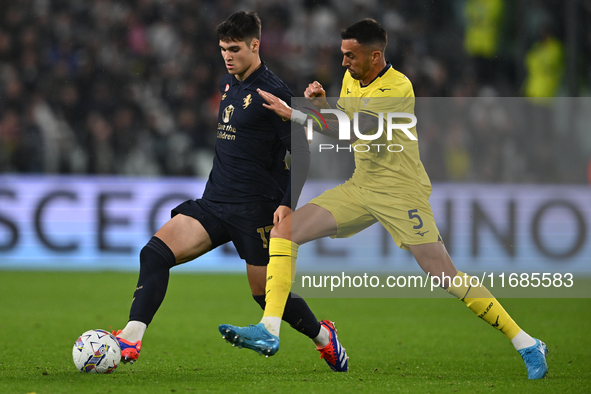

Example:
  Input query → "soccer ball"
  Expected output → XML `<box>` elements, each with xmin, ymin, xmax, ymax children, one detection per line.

<box><xmin>72</xmin><ymin>329</ymin><xmax>121</xmax><ymax>373</ymax></box>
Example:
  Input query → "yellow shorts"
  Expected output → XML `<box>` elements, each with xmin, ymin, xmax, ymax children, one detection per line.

<box><xmin>309</xmin><ymin>180</ymin><xmax>441</xmax><ymax>251</ymax></box>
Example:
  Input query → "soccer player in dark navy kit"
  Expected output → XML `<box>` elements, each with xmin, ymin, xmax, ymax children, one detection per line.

<box><xmin>112</xmin><ymin>11</ymin><xmax>345</xmax><ymax>369</ymax></box>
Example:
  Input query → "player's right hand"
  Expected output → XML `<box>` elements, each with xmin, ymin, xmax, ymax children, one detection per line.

<box><xmin>304</xmin><ymin>81</ymin><xmax>329</xmax><ymax>108</ymax></box>
<box><xmin>304</xmin><ymin>81</ymin><xmax>326</xmax><ymax>98</ymax></box>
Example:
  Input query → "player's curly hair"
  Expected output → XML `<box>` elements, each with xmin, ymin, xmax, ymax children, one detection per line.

<box><xmin>216</xmin><ymin>11</ymin><xmax>261</xmax><ymax>44</ymax></box>
<box><xmin>341</xmin><ymin>19</ymin><xmax>387</xmax><ymax>52</ymax></box>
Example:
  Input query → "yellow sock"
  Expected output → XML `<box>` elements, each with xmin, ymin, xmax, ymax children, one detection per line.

<box><xmin>263</xmin><ymin>238</ymin><xmax>298</xmax><ymax>319</ymax></box>
<box><xmin>446</xmin><ymin>271</ymin><xmax>521</xmax><ymax>340</ymax></box>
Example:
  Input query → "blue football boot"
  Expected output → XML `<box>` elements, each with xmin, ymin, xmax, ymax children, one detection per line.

<box><xmin>219</xmin><ymin>323</ymin><xmax>280</xmax><ymax>357</ymax></box>
<box><xmin>518</xmin><ymin>338</ymin><xmax>548</xmax><ymax>379</ymax></box>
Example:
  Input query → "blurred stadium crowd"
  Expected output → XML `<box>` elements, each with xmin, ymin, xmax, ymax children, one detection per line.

<box><xmin>0</xmin><ymin>0</ymin><xmax>590</xmax><ymax>182</ymax></box>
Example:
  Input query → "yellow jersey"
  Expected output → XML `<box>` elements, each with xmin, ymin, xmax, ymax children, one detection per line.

<box><xmin>335</xmin><ymin>64</ymin><xmax>432</xmax><ymax>198</ymax></box>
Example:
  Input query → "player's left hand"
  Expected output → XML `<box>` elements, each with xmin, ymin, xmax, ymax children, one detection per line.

<box><xmin>273</xmin><ymin>205</ymin><xmax>292</xmax><ymax>226</ymax></box>
<box><xmin>258</xmin><ymin>88</ymin><xmax>292</xmax><ymax>120</ymax></box>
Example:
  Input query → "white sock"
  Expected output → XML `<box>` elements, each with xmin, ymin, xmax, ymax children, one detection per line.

<box><xmin>260</xmin><ymin>316</ymin><xmax>281</xmax><ymax>337</ymax></box>
<box><xmin>511</xmin><ymin>330</ymin><xmax>536</xmax><ymax>350</ymax></box>
<box><xmin>312</xmin><ymin>325</ymin><xmax>330</xmax><ymax>348</ymax></box>
<box><xmin>120</xmin><ymin>321</ymin><xmax>147</xmax><ymax>343</ymax></box>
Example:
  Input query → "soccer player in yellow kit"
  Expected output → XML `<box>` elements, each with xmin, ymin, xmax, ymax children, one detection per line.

<box><xmin>220</xmin><ymin>19</ymin><xmax>548</xmax><ymax>379</ymax></box>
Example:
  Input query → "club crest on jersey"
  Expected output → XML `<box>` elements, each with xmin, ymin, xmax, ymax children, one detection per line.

<box><xmin>222</xmin><ymin>105</ymin><xmax>235</xmax><ymax>123</ymax></box>
<box><xmin>225</xmin><ymin>83</ymin><xmax>230</xmax><ymax>92</ymax></box>
<box><xmin>243</xmin><ymin>94</ymin><xmax>252</xmax><ymax>109</ymax></box>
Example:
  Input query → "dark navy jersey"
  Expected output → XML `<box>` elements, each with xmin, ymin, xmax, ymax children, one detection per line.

<box><xmin>203</xmin><ymin>62</ymin><xmax>309</xmax><ymax>209</ymax></box>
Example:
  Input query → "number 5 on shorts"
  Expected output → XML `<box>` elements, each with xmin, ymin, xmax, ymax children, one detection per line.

<box><xmin>408</xmin><ymin>209</ymin><xmax>423</xmax><ymax>229</ymax></box>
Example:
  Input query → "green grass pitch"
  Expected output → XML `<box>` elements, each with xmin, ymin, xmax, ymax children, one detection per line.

<box><xmin>1</xmin><ymin>271</ymin><xmax>589</xmax><ymax>394</ymax></box>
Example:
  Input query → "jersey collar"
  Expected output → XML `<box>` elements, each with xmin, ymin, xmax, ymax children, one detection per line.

<box><xmin>360</xmin><ymin>62</ymin><xmax>392</xmax><ymax>88</ymax></box>
<box><xmin>232</xmin><ymin>61</ymin><xmax>267</xmax><ymax>89</ymax></box>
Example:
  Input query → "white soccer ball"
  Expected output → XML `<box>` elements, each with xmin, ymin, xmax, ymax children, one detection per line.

<box><xmin>72</xmin><ymin>329</ymin><xmax>121</xmax><ymax>373</ymax></box>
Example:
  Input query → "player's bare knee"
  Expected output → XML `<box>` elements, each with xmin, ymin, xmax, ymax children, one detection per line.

<box><xmin>270</xmin><ymin>220</ymin><xmax>290</xmax><ymax>239</ymax></box>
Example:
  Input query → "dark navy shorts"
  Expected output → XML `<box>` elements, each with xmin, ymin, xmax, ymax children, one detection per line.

<box><xmin>171</xmin><ymin>199</ymin><xmax>277</xmax><ymax>266</ymax></box>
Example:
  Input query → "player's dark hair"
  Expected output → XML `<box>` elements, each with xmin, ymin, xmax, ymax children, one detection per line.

<box><xmin>341</xmin><ymin>19</ymin><xmax>387</xmax><ymax>52</ymax></box>
<box><xmin>216</xmin><ymin>11</ymin><xmax>261</xmax><ymax>44</ymax></box>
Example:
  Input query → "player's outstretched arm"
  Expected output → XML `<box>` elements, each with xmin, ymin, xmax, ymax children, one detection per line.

<box><xmin>258</xmin><ymin>88</ymin><xmax>292</xmax><ymax>120</ymax></box>
<box><xmin>258</xmin><ymin>87</ymin><xmax>377</xmax><ymax>143</ymax></box>
<box><xmin>258</xmin><ymin>88</ymin><xmax>313</xmax><ymax>141</ymax></box>
<box><xmin>258</xmin><ymin>80</ymin><xmax>329</xmax><ymax>117</ymax></box>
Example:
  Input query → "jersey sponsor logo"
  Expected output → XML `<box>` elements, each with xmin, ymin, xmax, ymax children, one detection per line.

<box><xmin>216</xmin><ymin>130</ymin><xmax>236</xmax><ymax>140</ymax></box>
<box><xmin>222</xmin><ymin>105</ymin><xmax>235</xmax><ymax>123</ymax></box>
<box><xmin>346</xmin><ymin>88</ymin><xmax>351</xmax><ymax>95</ymax></box>
<box><xmin>378</xmin><ymin>88</ymin><xmax>391</xmax><ymax>92</ymax></box>
<box><xmin>225</xmin><ymin>83</ymin><xmax>230</xmax><ymax>92</ymax></box>
<box><xmin>217</xmin><ymin>122</ymin><xmax>236</xmax><ymax>138</ymax></box>
<box><xmin>415</xmin><ymin>230</ymin><xmax>429</xmax><ymax>237</ymax></box>
<box><xmin>243</xmin><ymin>94</ymin><xmax>252</xmax><ymax>109</ymax></box>
<box><xmin>221</xmin><ymin>93</ymin><xmax>227</xmax><ymax>100</ymax></box>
